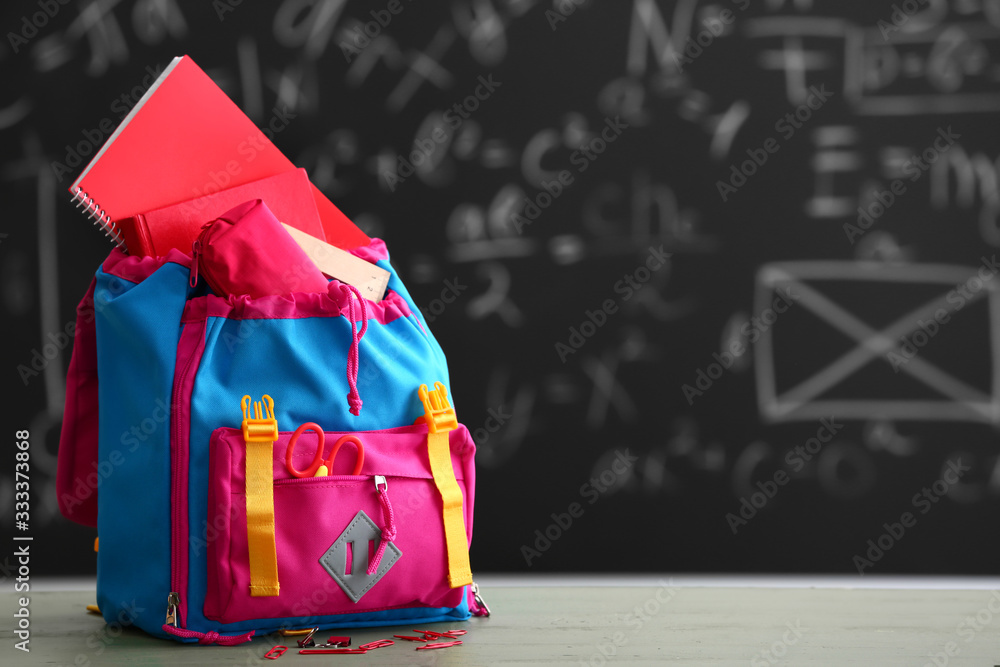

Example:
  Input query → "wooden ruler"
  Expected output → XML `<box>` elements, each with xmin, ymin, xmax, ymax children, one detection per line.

<box><xmin>282</xmin><ymin>223</ymin><xmax>390</xmax><ymax>303</ymax></box>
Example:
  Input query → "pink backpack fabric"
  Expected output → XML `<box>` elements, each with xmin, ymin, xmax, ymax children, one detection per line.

<box><xmin>56</xmin><ymin>278</ymin><xmax>99</xmax><ymax>527</ymax></box>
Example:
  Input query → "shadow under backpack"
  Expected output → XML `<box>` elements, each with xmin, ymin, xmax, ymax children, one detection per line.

<box><xmin>56</xmin><ymin>237</ymin><xmax>488</xmax><ymax>644</ymax></box>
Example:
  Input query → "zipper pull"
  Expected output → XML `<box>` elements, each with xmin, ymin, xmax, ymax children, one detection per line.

<box><xmin>368</xmin><ymin>475</ymin><xmax>396</xmax><ymax>575</ymax></box>
<box><xmin>165</xmin><ymin>591</ymin><xmax>180</xmax><ymax>627</ymax></box>
<box><xmin>471</xmin><ymin>581</ymin><xmax>491</xmax><ymax>617</ymax></box>
<box><xmin>189</xmin><ymin>240</ymin><xmax>201</xmax><ymax>288</ymax></box>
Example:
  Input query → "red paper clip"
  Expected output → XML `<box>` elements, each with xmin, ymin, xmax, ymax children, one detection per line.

<box><xmin>264</xmin><ymin>645</ymin><xmax>287</xmax><ymax>660</ymax></box>
<box><xmin>393</xmin><ymin>634</ymin><xmax>428</xmax><ymax>642</ymax></box>
<box><xmin>359</xmin><ymin>639</ymin><xmax>395</xmax><ymax>650</ymax></box>
<box><xmin>416</xmin><ymin>640</ymin><xmax>463</xmax><ymax>650</ymax></box>
<box><xmin>414</xmin><ymin>628</ymin><xmax>467</xmax><ymax>639</ymax></box>
<box><xmin>413</xmin><ymin>629</ymin><xmax>444</xmax><ymax>639</ymax></box>
<box><xmin>298</xmin><ymin>648</ymin><xmax>367</xmax><ymax>655</ymax></box>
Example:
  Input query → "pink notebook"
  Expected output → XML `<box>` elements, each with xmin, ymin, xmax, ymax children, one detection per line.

<box><xmin>69</xmin><ymin>55</ymin><xmax>370</xmax><ymax>251</ymax></box>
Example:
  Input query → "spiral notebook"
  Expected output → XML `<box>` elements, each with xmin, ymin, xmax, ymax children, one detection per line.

<box><xmin>69</xmin><ymin>55</ymin><xmax>369</xmax><ymax>251</ymax></box>
<box><xmin>118</xmin><ymin>169</ymin><xmax>326</xmax><ymax>257</ymax></box>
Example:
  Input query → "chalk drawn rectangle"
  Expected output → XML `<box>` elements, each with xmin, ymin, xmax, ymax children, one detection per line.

<box><xmin>754</xmin><ymin>261</ymin><xmax>1000</xmax><ymax>423</ymax></box>
<box><xmin>844</xmin><ymin>23</ymin><xmax>1000</xmax><ymax>115</ymax></box>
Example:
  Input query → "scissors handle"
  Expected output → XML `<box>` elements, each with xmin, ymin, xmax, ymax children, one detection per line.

<box><xmin>285</xmin><ymin>427</ymin><xmax>366</xmax><ymax>478</ymax></box>
<box><xmin>285</xmin><ymin>423</ymin><xmax>325</xmax><ymax>478</ymax></box>
<box><xmin>328</xmin><ymin>435</ymin><xmax>365</xmax><ymax>476</ymax></box>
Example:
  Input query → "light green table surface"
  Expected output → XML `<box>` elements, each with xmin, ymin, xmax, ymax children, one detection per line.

<box><xmin>2</xmin><ymin>577</ymin><xmax>1000</xmax><ymax>665</ymax></box>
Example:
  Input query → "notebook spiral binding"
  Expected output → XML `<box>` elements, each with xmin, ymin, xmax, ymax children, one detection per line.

<box><xmin>70</xmin><ymin>187</ymin><xmax>127</xmax><ymax>249</ymax></box>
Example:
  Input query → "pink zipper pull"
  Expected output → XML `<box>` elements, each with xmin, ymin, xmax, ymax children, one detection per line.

<box><xmin>368</xmin><ymin>475</ymin><xmax>396</xmax><ymax>575</ymax></box>
<box><xmin>189</xmin><ymin>239</ymin><xmax>201</xmax><ymax>288</ymax></box>
<box><xmin>470</xmin><ymin>581</ymin><xmax>491</xmax><ymax>617</ymax></box>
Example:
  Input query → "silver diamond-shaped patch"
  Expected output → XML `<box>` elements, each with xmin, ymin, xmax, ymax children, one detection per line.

<box><xmin>319</xmin><ymin>510</ymin><xmax>401</xmax><ymax>603</ymax></box>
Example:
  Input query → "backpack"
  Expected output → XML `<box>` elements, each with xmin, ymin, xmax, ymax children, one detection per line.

<box><xmin>56</xmin><ymin>237</ymin><xmax>488</xmax><ymax>644</ymax></box>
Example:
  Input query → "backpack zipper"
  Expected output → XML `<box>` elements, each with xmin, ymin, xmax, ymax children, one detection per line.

<box><xmin>471</xmin><ymin>580</ymin><xmax>491</xmax><ymax>617</ymax></box>
<box><xmin>165</xmin><ymin>591</ymin><xmax>180</xmax><ymax>627</ymax></box>
<box><xmin>168</xmin><ymin>312</ymin><xmax>209</xmax><ymax>629</ymax></box>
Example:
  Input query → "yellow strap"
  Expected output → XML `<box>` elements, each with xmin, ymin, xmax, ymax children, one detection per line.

<box><xmin>246</xmin><ymin>438</ymin><xmax>280</xmax><ymax>596</ymax></box>
<box><xmin>427</xmin><ymin>430</ymin><xmax>472</xmax><ymax>588</ymax></box>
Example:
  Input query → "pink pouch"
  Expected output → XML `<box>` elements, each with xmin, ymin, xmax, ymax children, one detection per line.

<box><xmin>204</xmin><ymin>423</ymin><xmax>476</xmax><ymax>624</ymax></box>
<box><xmin>193</xmin><ymin>199</ymin><xmax>329</xmax><ymax>298</ymax></box>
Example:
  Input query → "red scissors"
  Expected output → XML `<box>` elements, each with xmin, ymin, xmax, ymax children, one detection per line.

<box><xmin>285</xmin><ymin>423</ymin><xmax>365</xmax><ymax>478</ymax></box>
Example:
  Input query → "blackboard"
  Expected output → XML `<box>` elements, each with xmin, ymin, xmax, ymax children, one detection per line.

<box><xmin>3</xmin><ymin>0</ymin><xmax>1000</xmax><ymax>578</ymax></box>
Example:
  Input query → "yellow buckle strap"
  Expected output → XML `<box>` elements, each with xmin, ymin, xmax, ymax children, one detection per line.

<box><xmin>419</xmin><ymin>383</ymin><xmax>472</xmax><ymax>588</ymax></box>
<box><xmin>241</xmin><ymin>395</ymin><xmax>280</xmax><ymax>597</ymax></box>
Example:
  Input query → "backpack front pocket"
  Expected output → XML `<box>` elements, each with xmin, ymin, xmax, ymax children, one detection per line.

<box><xmin>203</xmin><ymin>425</ymin><xmax>473</xmax><ymax>625</ymax></box>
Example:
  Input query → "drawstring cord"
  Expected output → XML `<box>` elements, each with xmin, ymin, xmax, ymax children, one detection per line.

<box><xmin>368</xmin><ymin>476</ymin><xmax>396</xmax><ymax>575</ymax></box>
<box><xmin>162</xmin><ymin>624</ymin><xmax>254</xmax><ymax>645</ymax></box>
<box><xmin>340</xmin><ymin>283</ymin><xmax>368</xmax><ymax>416</ymax></box>
<box><xmin>193</xmin><ymin>268</ymin><xmax>369</xmax><ymax>417</ymax></box>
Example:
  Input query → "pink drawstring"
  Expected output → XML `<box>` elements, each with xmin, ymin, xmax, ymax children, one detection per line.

<box><xmin>368</xmin><ymin>477</ymin><xmax>396</xmax><ymax>575</ymax></box>
<box><xmin>162</xmin><ymin>624</ymin><xmax>254</xmax><ymax>645</ymax></box>
<box><xmin>339</xmin><ymin>283</ymin><xmax>368</xmax><ymax>416</ymax></box>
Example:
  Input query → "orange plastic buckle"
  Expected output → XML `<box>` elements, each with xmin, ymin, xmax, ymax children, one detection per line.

<box><xmin>279</xmin><ymin>628</ymin><xmax>315</xmax><ymax>637</ymax></box>
<box><xmin>415</xmin><ymin>382</ymin><xmax>457</xmax><ymax>434</ymax></box>
<box><xmin>242</xmin><ymin>395</ymin><xmax>279</xmax><ymax>442</ymax></box>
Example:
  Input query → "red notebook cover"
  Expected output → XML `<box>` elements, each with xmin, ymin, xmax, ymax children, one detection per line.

<box><xmin>69</xmin><ymin>55</ymin><xmax>369</xmax><ymax>251</ymax></box>
<box><xmin>118</xmin><ymin>169</ymin><xmax>326</xmax><ymax>257</ymax></box>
